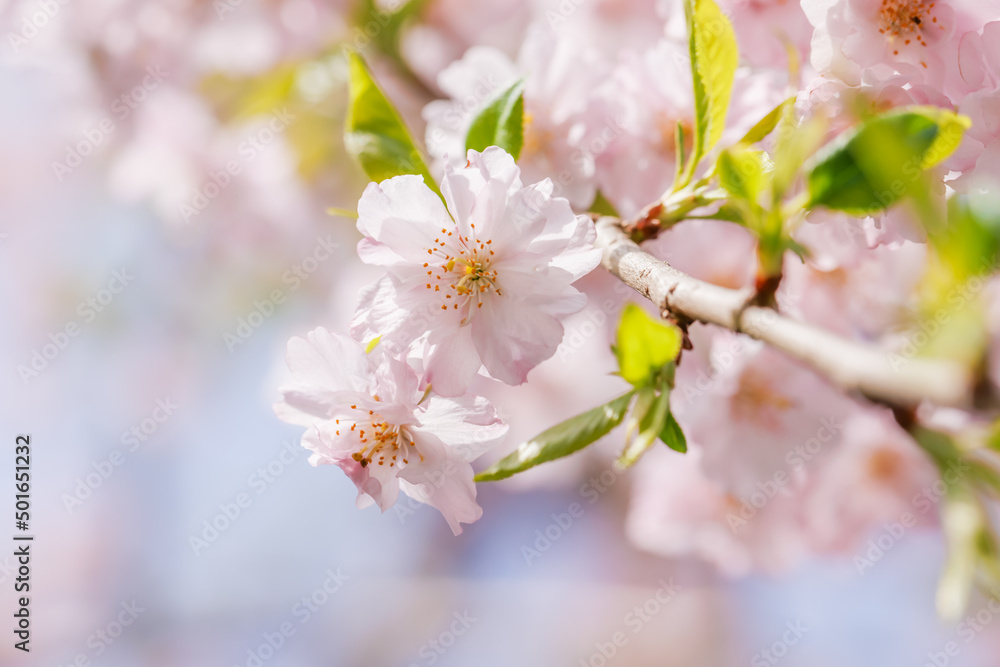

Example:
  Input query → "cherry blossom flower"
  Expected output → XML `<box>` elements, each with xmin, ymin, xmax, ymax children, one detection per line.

<box><xmin>800</xmin><ymin>409</ymin><xmax>939</xmax><ymax>552</ymax></box>
<box><xmin>626</xmin><ymin>444</ymin><xmax>811</xmax><ymax>576</ymax></box>
<box><xmin>716</xmin><ymin>0</ymin><xmax>814</xmax><ymax>69</ymax></box>
<box><xmin>627</xmin><ymin>406</ymin><xmax>939</xmax><ymax>574</ymax></box>
<box><xmin>274</xmin><ymin>328</ymin><xmax>508</xmax><ymax>534</ymax></box>
<box><xmin>352</xmin><ymin>147</ymin><xmax>602</xmax><ymax>396</ymax></box>
<box><xmin>671</xmin><ymin>329</ymin><xmax>853</xmax><ymax>498</ymax></box>
<box><xmin>803</xmin><ymin>0</ymin><xmax>1000</xmax><ymax>95</ymax></box>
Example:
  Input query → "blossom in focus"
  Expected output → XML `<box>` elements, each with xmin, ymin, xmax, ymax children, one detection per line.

<box><xmin>352</xmin><ymin>147</ymin><xmax>602</xmax><ymax>396</ymax></box>
<box><xmin>274</xmin><ymin>328</ymin><xmax>508</xmax><ymax>534</ymax></box>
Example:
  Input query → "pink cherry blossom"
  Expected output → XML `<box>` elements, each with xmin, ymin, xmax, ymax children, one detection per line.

<box><xmin>804</xmin><ymin>0</ymin><xmax>1000</xmax><ymax>96</ymax></box>
<box><xmin>800</xmin><ymin>408</ymin><xmax>939</xmax><ymax>553</ymax></box>
<box><xmin>274</xmin><ymin>328</ymin><xmax>508</xmax><ymax>534</ymax></box>
<box><xmin>787</xmin><ymin>212</ymin><xmax>929</xmax><ymax>340</ymax></box>
<box><xmin>627</xmin><ymin>405</ymin><xmax>939</xmax><ymax>575</ymax></box>
<box><xmin>716</xmin><ymin>0</ymin><xmax>814</xmax><ymax>69</ymax></box>
<box><xmin>352</xmin><ymin>147</ymin><xmax>602</xmax><ymax>396</ymax></box>
<box><xmin>671</xmin><ymin>328</ymin><xmax>853</xmax><ymax>498</ymax></box>
<box><xmin>626</xmin><ymin>444</ymin><xmax>811</xmax><ymax>576</ymax></box>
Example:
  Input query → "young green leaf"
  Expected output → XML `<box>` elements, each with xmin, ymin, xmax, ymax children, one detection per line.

<box><xmin>660</xmin><ymin>411</ymin><xmax>687</xmax><ymax>453</ymax></box>
<box><xmin>344</xmin><ymin>52</ymin><xmax>441</xmax><ymax>197</ymax></box>
<box><xmin>673</xmin><ymin>122</ymin><xmax>688</xmax><ymax>185</ymax></box>
<box><xmin>805</xmin><ymin>107</ymin><xmax>969</xmax><ymax>216</ymax></box>
<box><xmin>354</xmin><ymin>0</ymin><xmax>427</xmax><ymax>65</ymax></box>
<box><xmin>682</xmin><ymin>0</ymin><xmax>739</xmax><ymax>181</ymax></box>
<box><xmin>619</xmin><ymin>384</ymin><xmax>670</xmax><ymax>468</ymax></box>
<box><xmin>615</xmin><ymin>304</ymin><xmax>683</xmax><ymax>387</ymax></box>
<box><xmin>738</xmin><ymin>96</ymin><xmax>795</xmax><ymax>145</ymax></box>
<box><xmin>475</xmin><ymin>392</ymin><xmax>635</xmax><ymax>482</ymax></box>
<box><xmin>465</xmin><ymin>78</ymin><xmax>526</xmax><ymax>160</ymax></box>
<box><xmin>718</xmin><ymin>146</ymin><xmax>771</xmax><ymax>205</ymax></box>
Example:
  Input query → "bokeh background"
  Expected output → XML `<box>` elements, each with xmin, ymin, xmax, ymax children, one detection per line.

<box><xmin>2</xmin><ymin>0</ymin><xmax>1000</xmax><ymax>665</ymax></box>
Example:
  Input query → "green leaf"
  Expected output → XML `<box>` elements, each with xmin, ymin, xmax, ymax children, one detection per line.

<box><xmin>805</xmin><ymin>107</ymin><xmax>969</xmax><ymax>216</ymax></box>
<box><xmin>933</xmin><ymin>194</ymin><xmax>1000</xmax><ymax>284</ymax></box>
<box><xmin>354</xmin><ymin>0</ymin><xmax>428</xmax><ymax>69</ymax></box>
<box><xmin>718</xmin><ymin>146</ymin><xmax>770</xmax><ymax>204</ymax></box>
<box><xmin>683</xmin><ymin>0</ymin><xmax>739</xmax><ymax>181</ymax></box>
<box><xmin>344</xmin><ymin>51</ymin><xmax>441</xmax><ymax>197</ymax></box>
<box><xmin>770</xmin><ymin>108</ymin><xmax>827</xmax><ymax>205</ymax></box>
<box><xmin>614</xmin><ymin>304</ymin><xmax>683</xmax><ymax>387</ymax></box>
<box><xmin>921</xmin><ymin>106</ymin><xmax>972</xmax><ymax>169</ymax></box>
<box><xmin>673</xmin><ymin>122</ymin><xmax>688</xmax><ymax>185</ymax></box>
<box><xmin>589</xmin><ymin>190</ymin><xmax>620</xmax><ymax>217</ymax></box>
<box><xmin>660</xmin><ymin>411</ymin><xmax>687</xmax><ymax>453</ymax></box>
<box><xmin>475</xmin><ymin>392</ymin><xmax>635</xmax><ymax>482</ymax></box>
<box><xmin>465</xmin><ymin>78</ymin><xmax>526</xmax><ymax>160</ymax></box>
<box><xmin>738</xmin><ymin>96</ymin><xmax>795</xmax><ymax>145</ymax></box>
<box><xmin>619</xmin><ymin>384</ymin><xmax>670</xmax><ymax>468</ymax></box>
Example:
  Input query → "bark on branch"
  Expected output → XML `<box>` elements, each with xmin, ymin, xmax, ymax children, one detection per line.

<box><xmin>595</xmin><ymin>216</ymin><xmax>976</xmax><ymax>409</ymax></box>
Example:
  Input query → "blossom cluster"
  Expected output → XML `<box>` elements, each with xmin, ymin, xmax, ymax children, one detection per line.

<box><xmin>276</xmin><ymin>147</ymin><xmax>601</xmax><ymax>532</ymax></box>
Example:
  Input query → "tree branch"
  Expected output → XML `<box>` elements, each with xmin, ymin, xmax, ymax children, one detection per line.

<box><xmin>595</xmin><ymin>216</ymin><xmax>977</xmax><ymax>409</ymax></box>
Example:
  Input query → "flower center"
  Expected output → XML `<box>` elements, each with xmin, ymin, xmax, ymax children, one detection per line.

<box><xmin>867</xmin><ymin>446</ymin><xmax>903</xmax><ymax>482</ymax></box>
<box><xmin>878</xmin><ymin>0</ymin><xmax>940</xmax><ymax>48</ymax></box>
<box><xmin>336</xmin><ymin>405</ymin><xmax>422</xmax><ymax>469</ymax></box>
<box><xmin>423</xmin><ymin>223</ymin><xmax>502</xmax><ymax>324</ymax></box>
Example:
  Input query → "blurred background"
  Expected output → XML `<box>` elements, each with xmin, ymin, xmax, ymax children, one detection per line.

<box><xmin>2</xmin><ymin>0</ymin><xmax>1000</xmax><ymax>665</ymax></box>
